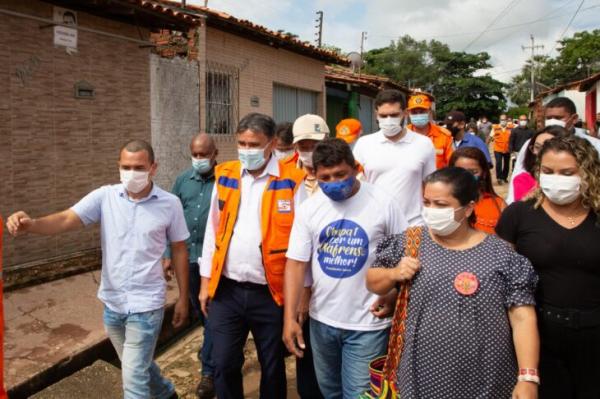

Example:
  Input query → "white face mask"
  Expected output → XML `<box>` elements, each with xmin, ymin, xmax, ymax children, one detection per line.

<box><xmin>422</xmin><ymin>206</ymin><xmax>463</xmax><ymax>236</ymax></box>
<box><xmin>378</xmin><ymin>116</ymin><xmax>403</xmax><ymax>137</ymax></box>
<box><xmin>298</xmin><ymin>151</ymin><xmax>314</xmax><ymax>167</ymax></box>
<box><xmin>540</xmin><ymin>173</ymin><xmax>581</xmax><ymax>205</ymax></box>
<box><xmin>120</xmin><ymin>169</ymin><xmax>150</xmax><ymax>194</ymax></box>
<box><xmin>519</xmin><ymin>120</ymin><xmax>528</xmax><ymax>127</ymax></box>
<box><xmin>239</xmin><ymin>147</ymin><xmax>268</xmax><ymax>171</ymax></box>
<box><xmin>545</xmin><ymin>118</ymin><xmax>566</xmax><ymax>128</ymax></box>
<box><xmin>273</xmin><ymin>149</ymin><xmax>294</xmax><ymax>160</ymax></box>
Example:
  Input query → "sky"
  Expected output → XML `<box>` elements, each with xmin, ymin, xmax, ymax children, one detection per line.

<box><xmin>188</xmin><ymin>0</ymin><xmax>599</xmax><ymax>85</ymax></box>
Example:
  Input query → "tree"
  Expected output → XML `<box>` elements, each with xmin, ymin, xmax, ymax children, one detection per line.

<box><xmin>508</xmin><ymin>30</ymin><xmax>600</xmax><ymax>107</ymax></box>
<box><xmin>321</xmin><ymin>44</ymin><xmax>342</xmax><ymax>55</ymax></box>
<box><xmin>363</xmin><ymin>35</ymin><xmax>506</xmax><ymax>119</ymax></box>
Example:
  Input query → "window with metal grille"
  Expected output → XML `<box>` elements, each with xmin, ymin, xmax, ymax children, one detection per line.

<box><xmin>206</xmin><ymin>62</ymin><xmax>239</xmax><ymax>134</ymax></box>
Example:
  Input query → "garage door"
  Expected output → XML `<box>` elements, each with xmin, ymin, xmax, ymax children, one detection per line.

<box><xmin>273</xmin><ymin>84</ymin><xmax>318</xmax><ymax>123</ymax></box>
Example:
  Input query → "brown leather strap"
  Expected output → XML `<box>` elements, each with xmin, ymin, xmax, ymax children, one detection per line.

<box><xmin>382</xmin><ymin>226</ymin><xmax>422</xmax><ymax>383</ymax></box>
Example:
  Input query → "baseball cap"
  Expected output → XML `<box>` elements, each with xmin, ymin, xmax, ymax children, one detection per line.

<box><xmin>407</xmin><ymin>94</ymin><xmax>433</xmax><ymax>111</ymax></box>
<box><xmin>335</xmin><ymin>118</ymin><xmax>362</xmax><ymax>144</ymax></box>
<box><xmin>292</xmin><ymin>114</ymin><xmax>329</xmax><ymax>143</ymax></box>
<box><xmin>444</xmin><ymin>111</ymin><xmax>466</xmax><ymax>125</ymax></box>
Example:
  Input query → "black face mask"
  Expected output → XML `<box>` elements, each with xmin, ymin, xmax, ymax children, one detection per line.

<box><xmin>449</xmin><ymin>125</ymin><xmax>462</xmax><ymax>138</ymax></box>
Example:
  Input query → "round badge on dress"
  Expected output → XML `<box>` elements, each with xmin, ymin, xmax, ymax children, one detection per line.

<box><xmin>454</xmin><ymin>272</ymin><xmax>479</xmax><ymax>296</ymax></box>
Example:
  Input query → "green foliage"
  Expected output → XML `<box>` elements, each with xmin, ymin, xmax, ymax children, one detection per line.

<box><xmin>506</xmin><ymin>106</ymin><xmax>530</xmax><ymax>119</ymax></box>
<box><xmin>508</xmin><ymin>29</ymin><xmax>600</xmax><ymax>107</ymax></box>
<box><xmin>321</xmin><ymin>44</ymin><xmax>343</xmax><ymax>55</ymax></box>
<box><xmin>363</xmin><ymin>35</ymin><xmax>506</xmax><ymax>119</ymax></box>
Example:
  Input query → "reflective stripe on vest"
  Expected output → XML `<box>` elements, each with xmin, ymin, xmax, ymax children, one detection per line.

<box><xmin>208</xmin><ymin>160</ymin><xmax>305</xmax><ymax>305</ymax></box>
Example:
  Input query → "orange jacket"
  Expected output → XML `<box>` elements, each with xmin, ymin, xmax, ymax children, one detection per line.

<box><xmin>408</xmin><ymin>123</ymin><xmax>453</xmax><ymax>169</ymax></box>
<box><xmin>491</xmin><ymin>125</ymin><xmax>511</xmax><ymax>153</ymax></box>
<box><xmin>474</xmin><ymin>193</ymin><xmax>506</xmax><ymax>234</ymax></box>
<box><xmin>208</xmin><ymin>160</ymin><xmax>305</xmax><ymax>305</ymax></box>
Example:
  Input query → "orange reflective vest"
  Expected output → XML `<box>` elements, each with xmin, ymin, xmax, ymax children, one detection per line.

<box><xmin>409</xmin><ymin>123</ymin><xmax>454</xmax><ymax>169</ymax></box>
<box><xmin>474</xmin><ymin>193</ymin><xmax>506</xmax><ymax>234</ymax></box>
<box><xmin>208</xmin><ymin>160</ymin><xmax>306</xmax><ymax>305</ymax></box>
<box><xmin>492</xmin><ymin>125</ymin><xmax>511</xmax><ymax>153</ymax></box>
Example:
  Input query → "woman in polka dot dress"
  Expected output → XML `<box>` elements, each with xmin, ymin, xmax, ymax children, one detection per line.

<box><xmin>367</xmin><ymin>167</ymin><xmax>540</xmax><ymax>399</ymax></box>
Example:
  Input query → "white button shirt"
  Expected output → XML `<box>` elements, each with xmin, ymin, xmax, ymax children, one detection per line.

<box><xmin>200</xmin><ymin>156</ymin><xmax>307</xmax><ymax>284</ymax></box>
<box><xmin>353</xmin><ymin>129</ymin><xmax>436</xmax><ymax>226</ymax></box>
<box><xmin>71</xmin><ymin>184</ymin><xmax>190</xmax><ymax>314</ymax></box>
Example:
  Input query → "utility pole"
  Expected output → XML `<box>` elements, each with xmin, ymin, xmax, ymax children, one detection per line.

<box><xmin>315</xmin><ymin>11</ymin><xmax>323</xmax><ymax>48</ymax></box>
<box><xmin>359</xmin><ymin>31</ymin><xmax>367</xmax><ymax>74</ymax></box>
<box><xmin>522</xmin><ymin>34</ymin><xmax>544</xmax><ymax>103</ymax></box>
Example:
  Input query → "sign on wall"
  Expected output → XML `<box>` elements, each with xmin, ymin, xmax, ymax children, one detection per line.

<box><xmin>53</xmin><ymin>7</ymin><xmax>78</xmax><ymax>51</ymax></box>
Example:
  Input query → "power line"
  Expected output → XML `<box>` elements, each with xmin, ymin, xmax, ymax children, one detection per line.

<box><xmin>368</xmin><ymin>3</ymin><xmax>599</xmax><ymax>42</ymax></box>
<box><xmin>462</xmin><ymin>0</ymin><xmax>522</xmax><ymax>52</ymax></box>
<box><xmin>547</xmin><ymin>0</ymin><xmax>585</xmax><ymax>56</ymax></box>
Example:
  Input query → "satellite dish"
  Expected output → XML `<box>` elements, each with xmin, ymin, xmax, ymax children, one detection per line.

<box><xmin>347</xmin><ymin>51</ymin><xmax>364</xmax><ymax>72</ymax></box>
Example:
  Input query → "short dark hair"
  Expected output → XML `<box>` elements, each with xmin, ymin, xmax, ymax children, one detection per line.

<box><xmin>120</xmin><ymin>139</ymin><xmax>155</xmax><ymax>164</ymax></box>
<box><xmin>236</xmin><ymin>113</ymin><xmax>276</xmax><ymax>139</ymax></box>
<box><xmin>375</xmin><ymin>89</ymin><xmax>405</xmax><ymax>110</ymax></box>
<box><xmin>546</xmin><ymin>97</ymin><xmax>577</xmax><ymax>116</ymax></box>
<box><xmin>523</xmin><ymin>126</ymin><xmax>569</xmax><ymax>174</ymax></box>
<box><xmin>313</xmin><ymin>138</ymin><xmax>356</xmax><ymax>172</ymax></box>
<box><xmin>423</xmin><ymin>167</ymin><xmax>479</xmax><ymax>225</ymax></box>
<box><xmin>275</xmin><ymin>122</ymin><xmax>294</xmax><ymax>146</ymax></box>
<box><xmin>449</xmin><ymin>147</ymin><xmax>497</xmax><ymax>197</ymax></box>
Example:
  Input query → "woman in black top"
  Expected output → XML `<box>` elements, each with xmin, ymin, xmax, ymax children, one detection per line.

<box><xmin>497</xmin><ymin>135</ymin><xmax>600</xmax><ymax>398</ymax></box>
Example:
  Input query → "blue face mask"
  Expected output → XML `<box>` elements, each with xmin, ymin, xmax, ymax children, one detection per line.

<box><xmin>410</xmin><ymin>113</ymin><xmax>430</xmax><ymax>128</ymax></box>
<box><xmin>238</xmin><ymin>147</ymin><xmax>268</xmax><ymax>171</ymax></box>
<box><xmin>319</xmin><ymin>176</ymin><xmax>356</xmax><ymax>201</ymax></box>
<box><xmin>192</xmin><ymin>157</ymin><xmax>212</xmax><ymax>174</ymax></box>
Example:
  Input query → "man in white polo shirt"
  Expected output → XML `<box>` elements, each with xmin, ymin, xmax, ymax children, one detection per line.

<box><xmin>353</xmin><ymin>89</ymin><xmax>436</xmax><ymax>225</ymax></box>
<box><xmin>283</xmin><ymin>138</ymin><xmax>407</xmax><ymax>399</ymax></box>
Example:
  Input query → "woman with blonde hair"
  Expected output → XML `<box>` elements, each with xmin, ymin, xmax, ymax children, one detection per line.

<box><xmin>497</xmin><ymin>135</ymin><xmax>600</xmax><ymax>398</ymax></box>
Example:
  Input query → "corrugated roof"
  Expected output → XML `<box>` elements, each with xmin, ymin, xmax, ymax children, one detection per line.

<box><xmin>133</xmin><ymin>0</ymin><xmax>348</xmax><ymax>65</ymax></box>
<box><xmin>325</xmin><ymin>66</ymin><xmax>409</xmax><ymax>93</ymax></box>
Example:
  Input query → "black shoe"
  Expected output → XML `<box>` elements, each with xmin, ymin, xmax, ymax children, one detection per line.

<box><xmin>168</xmin><ymin>392</ymin><xmax>179</xmax><ymax>399</ymax></box>
<box><xmin>196</xmin><ymin>375</ymin><xmax>216</xmax><ymax>399</ymax></box>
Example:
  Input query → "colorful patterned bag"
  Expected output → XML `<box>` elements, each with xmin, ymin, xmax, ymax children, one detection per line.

<box><xmin>360</xmin><ymin>227</ymin><xmax>422</xmax><ymax>399</ymax></box>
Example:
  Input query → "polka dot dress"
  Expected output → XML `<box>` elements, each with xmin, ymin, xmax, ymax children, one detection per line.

<box><xmin>372</xmin><ymin>230</ymin><xmax>538</xmax><ymax>399</ymax></box>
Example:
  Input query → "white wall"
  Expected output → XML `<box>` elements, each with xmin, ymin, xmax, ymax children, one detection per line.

<box><xmin>542</xmin><ymin>89</ymin><xmax>587</xmax><ymax>117</ymax></box>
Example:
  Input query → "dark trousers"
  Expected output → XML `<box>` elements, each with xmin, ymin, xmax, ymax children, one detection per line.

<box><xmin>209</xmin><ymin>277</ymin><xmax>286</xmax><ymax>399</ymax></box>
<box><xmin>296</xmin><ymin>320</ymin><xmax>324</xmax><ymax>399</ymax></box>
<box><xmin>538</xmin><ymin>317</ymin><xmax>600</xmax><ymax>398</ymax></box>
<box><xmin>494</xmin><ymin>151</ymin><xmax>510</xmax><ymax>181</ymax></box>
<box><xmin>189</xmin><ymin>262</ymin><xmax>215</xmax><ymax>377</ymax></box>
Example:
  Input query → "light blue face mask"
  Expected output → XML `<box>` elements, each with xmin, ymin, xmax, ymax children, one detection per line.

<box><xmin>192</xmin><ymin>157</ymin><xmax>212</xmax><ymax>174</ymax></box>
<box><xmin>410</xmin><ymin>113</ymin><xmax>430</xmax><ymax>128</ymax></box>
<box><xmin>238</xmin><ymin>147</ymin><xmax>268</xmax><ymax>171</ymax></box>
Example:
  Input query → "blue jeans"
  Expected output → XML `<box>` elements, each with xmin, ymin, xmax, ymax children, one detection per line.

<box><xmin>189</xmin><ymin>262</ymin><xmax>215</xmax><ymax>377</ymax></box>
<box><xmin>103</xmin><ymin>306</ymin><xmax>175</xmax><ymax>399</ymax></box>
<box><xmin>310</xmin><ymin>318</ymin><xmax>390</xmax><ymax>399</ymax></box>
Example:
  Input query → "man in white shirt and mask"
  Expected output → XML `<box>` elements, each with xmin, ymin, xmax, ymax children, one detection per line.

<box><xmin>283</xmin><ymin>138</ymin><xmax>407</xmax><ymax>398</ymax></box>
<box><xmin>353</xmin><ymin>89</ymin><xmax>436</xmax><ymax>225</ymax></box>
<box><xmin>507</xmin><ymin>97</ymin><xmax>600</xmax><ymax>204</ymax></box>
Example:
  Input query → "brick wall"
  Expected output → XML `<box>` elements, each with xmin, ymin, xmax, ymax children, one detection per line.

<box><xmin>0</xmin><ymin>1</ymin><xmax>152</xmax><ymax>268</ymax></box>
<box><xmin>201</xmin><ymin>27</ymin><xmax>327</xmax><ymax>161</ymax></box>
